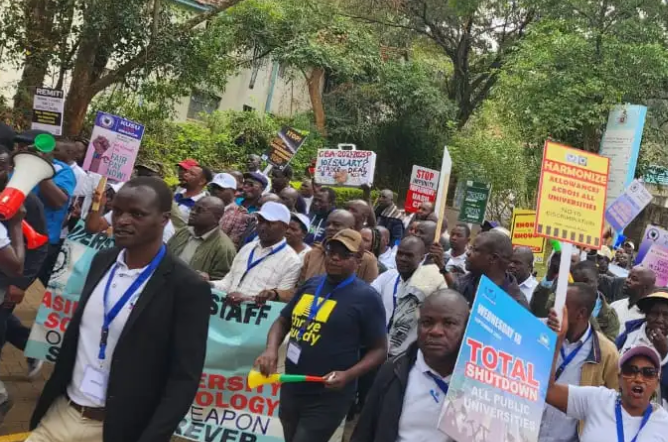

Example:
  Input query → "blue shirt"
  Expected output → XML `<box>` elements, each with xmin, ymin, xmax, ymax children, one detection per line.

<box><xmin>280</xmin><ymin>276</ymin><xmax>386</xmax><ymax>395</ymax></box>
<box><xmin>32</xmin><ymin>159</ymin><xmax>76</xmax><ymax>244</ymax></box>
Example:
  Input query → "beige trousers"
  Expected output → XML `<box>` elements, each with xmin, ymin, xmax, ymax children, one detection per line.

<box><xmin>26</xmin><ymin>396</ymin><xmax>103</xmax><ymax>442</ymax></box>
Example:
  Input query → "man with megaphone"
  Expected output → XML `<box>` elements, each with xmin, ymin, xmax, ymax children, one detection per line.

<box><xmin>14</xmin><ymin>130</ymin><xmax>76</xmax><ymax>287</ymax></box>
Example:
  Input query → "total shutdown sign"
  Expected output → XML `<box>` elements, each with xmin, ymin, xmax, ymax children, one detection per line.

<box><xmin>535</xmin><ymin>141</ymin><xmax>610</xmax><ymax>249</ymax></box>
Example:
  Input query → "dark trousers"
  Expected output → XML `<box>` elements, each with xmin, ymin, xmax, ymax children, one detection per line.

<box><xmin>0</xmin><ymin>305</ymin><xmax>30</xmax><ymax>353</ymax></box>
<box><xmin>279</xmin><ymin>389</ymin><xmax>352</xmax><ymax>442</ymax></box>
<box><xmin>36</xmin><ymin>243</ymin><xmax>62</xmax><ymax>287</ymax></box>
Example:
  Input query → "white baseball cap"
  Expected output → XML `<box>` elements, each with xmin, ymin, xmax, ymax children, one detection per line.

<box><xmin>291</xmin><ymin>213</ymin><xmax>311</xmax><ymax>232</ymax></box>
<box><xmin>258</xmin><ymin>201</ymin><xmax>290</xmax><ymax>225</ymax></box>
<box><xmin>210</xmin><ymin>173</ymin><xmax>237</xmax><ymax>190</ymax></box>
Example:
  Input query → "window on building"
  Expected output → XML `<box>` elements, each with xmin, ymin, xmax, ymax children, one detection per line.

<box><xmin>187</xmin><ymin>90</ymin><xmax>221</xmax><ymax>120</ymax></box>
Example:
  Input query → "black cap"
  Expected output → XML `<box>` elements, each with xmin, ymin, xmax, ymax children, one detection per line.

<box><xmin>0</xmin><ymin>123</ymin><xmax>16</xmax><ymax>149</ymax></box>
<box><xmin>15</xmin><ymin>129</ymin><xmax>51</xmax><ymax>145</ymax></box>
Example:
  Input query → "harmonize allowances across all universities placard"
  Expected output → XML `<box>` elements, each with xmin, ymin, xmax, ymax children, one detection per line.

<box><xmin>534</xmin><ymin>141</ymin><xmax>610</xmax><ymax>249</ymax></box>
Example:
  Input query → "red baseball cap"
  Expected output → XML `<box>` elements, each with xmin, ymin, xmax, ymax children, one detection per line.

<box><xmin>177</xmin><ymin>158</ymin><xmax>199</xmax><ymax>170</ymax></box>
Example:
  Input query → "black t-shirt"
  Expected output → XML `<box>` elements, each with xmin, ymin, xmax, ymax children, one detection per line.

<box><xmin>280</xmin><ymin>275</ymin><xmax>386</xmax><ymax>395</ymax></box>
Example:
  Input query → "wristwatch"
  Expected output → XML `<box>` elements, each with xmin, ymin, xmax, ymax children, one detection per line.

<box><xmin>439</xmin><ymin>267</ymin><xmax>449</xmax><ymax>275</ymax></box>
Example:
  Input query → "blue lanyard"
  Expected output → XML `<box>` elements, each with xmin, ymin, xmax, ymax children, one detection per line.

<box><xmin>555</xmin><ymin>328</ymin><xmax>592</xmax><ymax>380</ymax></box>
<box><xmin>387</xmin><ymin>275</ymin><xmax>401</xmax><ymax>332</ymax></box>
<box><xmin>616</xmin><ymin>397</ymin><xmax>652</xmax><ymax>442</ymax></box>
<box><xmin>99</xmin><ymin>245</ymin><xmax>166</xmax><ymax>360</ymax></box>
<box><xmin>298</xmin><ymin>275</ymin><xmax>355</xmax><ymax>338</ymax></box>
<box><xmin>426</xmin><ymin>371</ymin><xmax>449</xmax><ymax>403</ymax></box>
<box><xmin>240</xmin><ymin>241</ymin><xmax>287</xmax><ymax>282</ymax></box>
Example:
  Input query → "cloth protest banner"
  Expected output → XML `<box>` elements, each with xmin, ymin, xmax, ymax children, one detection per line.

<box><xmin>636</xmin><ymin>225</ymin><xmax>668</xmax><ymax>265</ymax></box>
<box><xmin>605</xmin><ymin>179</ymin><xmax>652</xmax><ymax>233</ymax></box>
<box><xmin>534</xmin><ymin>140</ymin><xmax>610</xmax><ymax>249</ymax></box>
<box><xmin>641</xmin><ymin>244</ymin><xmax>668</xmax><ymax>287</ymax></box>
<box><xmin>439</xmin><ymin>276</ymin><xmax>556</xmax><ymax>442</ymax></box>
<box><xmin>31</xmin><ymin>87</ymin><xmax>65</xmax><ymax>136</ymax></box>
<box><xmin>599</xmin><ymin>104</ymin><xmax>647</xmax><ymax>208</ymax></box>
<box><xmin>175</xmin><ymin>292</ymin><xmax>284</xmax><ymax>442</ymax></box>
<box><xmin>82</xmin><ymin>111</ymin><xmax>145</xmax><ymax>182</ymax></box>
<box><xmin>25</xmin><ymin>222</ymin><xmax>115</xmax><ymax>362</ymax></box>
<box><xmin>458</xmin><ymin>181</ymin><xmax>491</xmax><ymax>224</ymax></box>
<box><xmin>510</xmin><ymin>209</ymin><xmax>546</xmax><ymax>264</ymax></box>
<box><xmin>404</xmin><ymin>165</ymin><xmax>440</xmax><ymax>213</ymax></box>
<box><xmin>314</xmin><ymin>149</ymin><xmax>376</xmax><ymax>187</ymax></box>
<box><xmin>263</xmin><ymin>127</ymin><xmax>307</xmax><ymax>170</ymax></box>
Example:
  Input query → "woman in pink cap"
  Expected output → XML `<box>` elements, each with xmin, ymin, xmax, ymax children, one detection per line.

<box><xmin>546</xmin><ymin>306</ymin><xmax>668</xmax><ymax>441</ymax></box>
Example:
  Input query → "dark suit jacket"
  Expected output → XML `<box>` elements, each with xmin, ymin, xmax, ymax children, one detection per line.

<box><xmin>30</xmin><ymin>247</ymin><xmax>211</xmax><ymax>442</ymax></box>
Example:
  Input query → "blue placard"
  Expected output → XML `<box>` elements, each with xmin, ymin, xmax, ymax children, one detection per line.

<box><xmin>94</xmin><ymin>111</ymin><xmax>145</xmax><ymax>140</ymax></box>
<box><xmin>439</xmin><ymin>276</ymin><xmax>557</xmax><ymax>442</ymax></box>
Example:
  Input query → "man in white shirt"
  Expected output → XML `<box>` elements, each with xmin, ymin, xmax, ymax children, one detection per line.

<box><xmin>509</xmin><ymin>246</ymin><xmax>538</xmax><ymax>303</ymax></box>
<box><xmin>213</xmin><ymin>201</ymin><xmax>301</xmax><ymax>303</ymax></box>
<box><xmin>351</xmin><ymin>289</ymin><xmax>469</xmax><ymax>442</ymax></box>
<box><xmin>611</xmin><ymin>266</ymin><xmax>656</xmax><ymax>336</ymax></box>
<box><xmin>28</xmin><ymin>177</ymin><xmax>211</xmax><ymax>442</ymax></box>
<box><xmin>444</xmin><ymin>223</ymin><xmax>470</xmax><ymax>275</ymax></box>
<box><xmin>376</xmin><ymin>226</ymin><xmax>396</xmax><ymax>270</ymax></box>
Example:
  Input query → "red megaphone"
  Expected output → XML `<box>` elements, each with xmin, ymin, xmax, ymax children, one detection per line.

<box><xmin>22</xmin><ymin>221</ymin><xmax>48</xmax><ymax>250</ymax></box>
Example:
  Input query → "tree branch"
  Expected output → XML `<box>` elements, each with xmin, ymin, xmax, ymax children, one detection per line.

<box><xmin>89</xmin><ymin>0</ymin><xmax>244</xmax><ymax>95</ymax></box>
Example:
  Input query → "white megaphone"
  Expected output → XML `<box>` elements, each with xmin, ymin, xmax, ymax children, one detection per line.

<box><xmin>0</xmin><ymin>152</ymin><xmax>55</xmax><ymax>220</ymax></box>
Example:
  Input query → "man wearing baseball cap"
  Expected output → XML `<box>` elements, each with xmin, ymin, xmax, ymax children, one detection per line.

<box><xmin>213</xmin><ymin>201</ymin><xmax>301</xmax><ymax>303</ymax></box>
<box><xmin>255</xmin><ymin>228</ymin><xmax>387</xmax><ymax>442</ymax></box>
<box><xmin>209</xmin><ymin>173</ymin><xmax>249</xmax><ymax>249</ymax></box>
<box><xmin>238</xmin><ymin>171</ymin><xmax>269</xmax><ymax>214</ymax></box>
<box><xmin>174</xmin><ymin>159</ymin><xmax>211</xmax><ymax>221</ymax></box>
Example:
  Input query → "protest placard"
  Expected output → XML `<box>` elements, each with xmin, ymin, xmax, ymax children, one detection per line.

<box><xmin>175</xmin><ymin>292</ymin><xmax>284</xmax><ymax>442</ymax></box>
<box><xmin>31</xmin><ymin>87</ymin><xmax>65</xmax><ymax>136</ymax></box>
<box><xmin>314</xmin><ymin>149</ymin><xmax>376</xmax><ymax>187</ymax></box>
<box><xmin>641</xmin><ymin>244</ymin><xmax>668</xmax><ymax>287</ymax></box>
<box><xmin>636</xmin><ymin>225</ymin><xmax>668</xmax><ymax>265</ymax></box>
<box><xmin>82</xmin><ymin>111</ymin><xmax>145</xmax><ymax>182</ymax></box>
<box><xmin>263</xmin><ymin>126</ymin><xmax>307</xmax><ymax>170</ymax></box>
<box><xmin>458</xmin><ymin>181</ymin><xmax>491</xmax><ymax>224</ymax></box>
<box><xmin>404</xmin><ymin>165</ymin><xmax>440</xmax><ymax>213</ymax></box>
<box><xmin>534</xmin><ymin>140</ymin><xmax>610</xmax><ymax>249</ymax></box>
<box><xmin>599</xmin><ymin>104</ymin><xmax>647</xmax><ymax>208</ymax></box>
<box><xmin>605</xmin><ymin>179</ymin><xmax>652</xmax><ymax>233</ymax></box>
<box><xmin>510</xmin><ymin>209</ymin><xmax>546</xmax><ymax>264</ymax></box>
<box><xmin>25</xmin><ymin>222</ymin><xmax>115</xmax><ymax>362</ymax></box>
<box><xmin>439</xmin><ymin>276</ymin><xmax>556</xmax><ymax>442</ymax></box>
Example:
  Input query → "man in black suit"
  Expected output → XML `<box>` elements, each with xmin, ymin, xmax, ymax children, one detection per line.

<box><xmin>28</xmin><ymin>177</ymin><xmax>211</xmax><ymax>442</ymax></box>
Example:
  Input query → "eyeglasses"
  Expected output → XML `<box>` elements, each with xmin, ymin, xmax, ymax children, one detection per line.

<box><xmin>325</xmin><ymin>245</ymin><xmax>353</xmax><ymax>259</ymax></box>
<box><xmin>621</xmin><ymin>365</ymin><xmax>659</xmax><ymax>380</ymax></box>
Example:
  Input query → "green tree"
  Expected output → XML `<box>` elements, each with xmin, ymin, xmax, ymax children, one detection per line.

<box><xmin>495</xmin><ymin>1</ymin><xmax>668</xmax><ymax>151</ymax></box>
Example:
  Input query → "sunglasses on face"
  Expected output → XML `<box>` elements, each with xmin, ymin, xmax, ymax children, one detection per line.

<box><xmin>325</xmin><ymin>245</ymin><xmax>353</xmax><ymax>260</ymax></box>
<box><xmin>621</xmin><ymin>365</ymin><xmax>659</xmax><ymax>380</ymax></box>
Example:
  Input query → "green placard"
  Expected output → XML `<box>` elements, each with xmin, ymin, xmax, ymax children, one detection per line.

<box><xmin>458</xmin><ymin>180</ymin><xmax>491</xmax><ymax>224</ymax></box>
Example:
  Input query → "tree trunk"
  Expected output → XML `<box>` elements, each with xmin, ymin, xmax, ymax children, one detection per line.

<box><xmin>63</xmin><ymin>37</ymin><xmax>98</xmax><ymax>136</ymax></box>
<box><xmin>12</xmin><ymin>0</ymin><xmax>58</xmax><ymax>125</ymax></box>
<box><xmin>306</xmin><ymin>67</ymin><xmax>327</xmax><ymax>136</ymax></box>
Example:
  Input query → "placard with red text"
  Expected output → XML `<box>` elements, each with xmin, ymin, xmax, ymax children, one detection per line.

<box><xmin>404</xmin><ymin>165</ymin><xmax>440</xmax><ymax>213</ymax></box>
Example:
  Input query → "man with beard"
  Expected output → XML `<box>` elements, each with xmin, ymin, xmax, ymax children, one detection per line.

<box><xmin>453</xmin><ymin>231</ymin><xmax>529</xmax><ymax>309</ymax></box>
<box><xmin>351</xmin><ymin>289</ymin><xmax>469</xmax><ymax>442</ymax></box>
<box><xmin>611</xmin><ymin>266</ymin><xmax>657</xmax><ymax>336</ymax></box>
<box><xmin>238</xmin><ymin>172</ymin><xmax>268</xmax><ymax>213</ymax></box>
<box><xmin>305</xmin><ymin>187</ymin><xmax>336</xmax><ymax>245</ymax></box>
